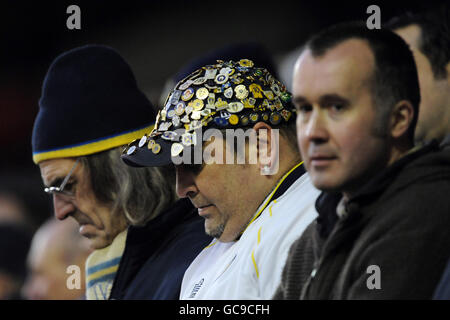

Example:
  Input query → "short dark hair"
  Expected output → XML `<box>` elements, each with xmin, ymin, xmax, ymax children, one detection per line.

<box><xmin>387</xmin><ymin>3</ymin><xmax>450</xmax><ymax>79</ymax></box>
<box><xmin>305</xmin><ymin>21</ymin><xmax>420</xmax><ymax>142</ymax></box>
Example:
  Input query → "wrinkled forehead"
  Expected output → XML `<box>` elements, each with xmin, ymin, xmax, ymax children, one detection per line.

<box><xmin>39</xmin><ymin>158</ymin><xmax>81</xmax><ymax>185</ymax></box>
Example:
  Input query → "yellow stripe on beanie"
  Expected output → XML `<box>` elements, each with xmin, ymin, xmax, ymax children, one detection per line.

<box><xmin>33</xmin><ymin>124</ymin><xmax>153</xmax><ymax>164</ymax></box>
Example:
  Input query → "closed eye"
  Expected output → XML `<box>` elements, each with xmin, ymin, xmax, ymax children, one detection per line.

<box><xmin>296</xmin><ymin>103</ymin><xmax>313</xmax><ymax>114</ymax></box>
<box><xmin>63</xmin><ymin>181</ymin><xmax>76</xmax><ymax>193</ymax></box>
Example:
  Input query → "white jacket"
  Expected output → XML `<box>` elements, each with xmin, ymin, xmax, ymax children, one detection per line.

<box><xmin>180</xmin><ymin>163</ymin><xmax>320</xmax><ymax>299</ymax></box>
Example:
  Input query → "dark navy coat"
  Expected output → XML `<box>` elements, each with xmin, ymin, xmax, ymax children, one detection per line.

<box><xmin>109</xmin><ymin>198</ymin><xmax>212</xmax><ymax>299</ymax></box>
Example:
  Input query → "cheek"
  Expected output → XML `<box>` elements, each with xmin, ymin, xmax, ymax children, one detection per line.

<box><xmin>296</xmin><ymin>126</ymin><xmax>309</xmax><ymax>160</ymax></box>
<box><xmin>338</xmin><ymin>128</ymin><xmax>364</xmax><ymax>153</ymax></box>
<box><xmin>195</xmin><ymin>170</ymin><xmax>223</xmax><ymax>202</ymax></box>
<box><xmin>296</xmin><ymin>119</ymin><xmax>304</xmax><ymax>153</ymax></box>
<box><xmin>343</xmin><ymin>132</ymin><xmax>385</xmax><ymax>177</ymax></box>
<box><xmin>415</xmin><ymin>56</ymin><xmax>436</xmax><ymax>110</ymax></box>
<box><xmin>333</xmin><ymin>121</ymin><xmax>375</xmax><ymax>163</ymax></box>
<box><xmin>199</xmin><ymin>169</ymin><xmax>240</xmax><ymax>208</ymax></box>
<box><xmin>418</xmin><ymin>75</ymin><xmax>432</xmax><ymax>107</ymax></box>
<box><xmin>74</xmin><ymin>181</ymin><xmax>95</xmax><ymax>210</ymax></box>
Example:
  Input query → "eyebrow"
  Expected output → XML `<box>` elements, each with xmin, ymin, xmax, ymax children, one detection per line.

<box><xmin>292</xmin><ymin>94</ymin><xmax>350</xmax><ymax>106</ymax></box>
<box><xmin>180</xmin><ymin>163</ymin><xmax>205</xmax><ymax>175</ymax></box>
<box><xmin>292</xmin><ymin>96</ymin><xmax>309</xmax><ymax>105</ymax></box>
<box><xmin>45</xmin><ymin>177</ymin><xmax>64</xmax><ymax>189</ymax></box>
<box><xmin>318</xmin><ymin>94</ymin><xmax>350</xmax><ymax>106</ymax></box>
<box><xmin>44</xmin><ymin>159</ymin><xmax>80</xmax><ymax>189</ymax></box>
<box><xmin>46</xmin><ymin>175</ymin><xmax>76</xmax><ymax>189</ymax></box>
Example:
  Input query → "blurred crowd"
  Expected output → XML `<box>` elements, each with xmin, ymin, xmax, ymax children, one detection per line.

<box><xmin>0</xmin><ymin>170</ymin><xmax>91</xmax><ymax>299</ymax></box>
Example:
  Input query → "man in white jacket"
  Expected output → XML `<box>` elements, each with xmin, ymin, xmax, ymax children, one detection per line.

<box><xmin>122</xmin><ymin>59</ymin><xmax>319</xmax><ymax>299</ymax></box>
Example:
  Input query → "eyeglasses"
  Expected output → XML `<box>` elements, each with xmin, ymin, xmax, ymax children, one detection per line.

<box><xmin>44</xmin><ymin>158</ymin><xmax>80</xmax><ymax>198</ymax></box>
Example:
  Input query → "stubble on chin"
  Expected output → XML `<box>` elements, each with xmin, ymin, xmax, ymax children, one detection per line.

<box><xmin>206</xmin><ymin>222</ymin><xmax>225</xmax><ymax>239</ymax></box>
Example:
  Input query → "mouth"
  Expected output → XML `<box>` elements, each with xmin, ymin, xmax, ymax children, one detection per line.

<box><xmin>72</xmin><ymin>213</ymin><xmax>97</xmax><ymax>237</ymax></box>
<box><xmin>196</xmin><ymin>204</ymin><xmax>215</xmax><ymax>217</ymax></box>
<box><xmin>309</xmin><ymin>155</ymin><xmax>338</xmax><ymax>167</ymax></box>
<box><xmin>78</xmin><ymin>223</ymin><xmax>95</xmax><ymax>237</ymax></box>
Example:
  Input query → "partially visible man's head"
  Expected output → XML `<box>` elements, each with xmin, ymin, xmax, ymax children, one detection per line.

<box><xmin>22</xmin><ymin>218</ymin><xmax>92</xmax><ymax>300</ymax></box>
<box><xmin>32</xmin><ymin>45</ymin><xmax>175</xmax><ymax>249</ymax></box>
<box><xmin>388</xmin><ymin>4</ymin><xmax>450</xmax><ymax>143</ymax></box>
<box><xmin>293</xmin><ymin>23</ymin><xmax>419</xmax><ymax>198</ymax></box>
<box><xmin>39</xmin><ymin>149</ymin><xmax>175</xmax><ymax>250</ymax></box>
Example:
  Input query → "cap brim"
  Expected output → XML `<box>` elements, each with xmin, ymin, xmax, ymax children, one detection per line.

<box><xmin>121</xmin><ymin>137</ymin><xmax>174</xmax><ymax>167</ymax></box>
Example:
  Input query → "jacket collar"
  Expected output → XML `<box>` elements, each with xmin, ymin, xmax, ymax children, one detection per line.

<box><xmin>240</xmin><ymin>162</ymin><xmax>306</xmax><ymax>236</ymax></box>
<box><xmin>271</xmin><ymin>162</ymin><xmax>306</xmax><ymax>200</ymax></box>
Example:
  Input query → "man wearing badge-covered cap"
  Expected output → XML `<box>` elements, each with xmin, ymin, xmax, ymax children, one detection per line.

<box><xmin>32</xmin><ymin>45</ymin><xmax>211</xmax><ymax>299</ymax></box>
<box><xmin>122</xmin><ymin>59</ymin><xmax>320</xmax><ymax>299</ymax></box>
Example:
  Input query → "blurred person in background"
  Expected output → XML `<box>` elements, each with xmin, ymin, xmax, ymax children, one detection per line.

<box><xmin>388</xmin><ymin>4</ymin><xmax>450</xmax><ymax>299</ymax></box>
<box><xmin>0</xmin><ymin>170</ymin><xmax>52</xmax><ymax>231</ymax></box>
<box><xmin>0</xmin><ymin>170</ymin><xmax>51</xmax><ymax>299</ymax></box>
<box><xmin>31</xmin><ymin>45</ymin><xmax>210</xmax><ymax>299</ymax></box>
<box><xmin>388</xmin><ymin>3</ymin><xmax>450</xmax><ymax>145</ymax></box>
<box><xmin>0</xmin><ymin>224</ymin><xmax>32</xmax><ymax>299</ymax></box>
<box><xmin>22</xmin><ymin>218</ymin><xmax>92</xmax><ymax>300</ymax></box>
<box><xmin>158</xmin><ymin>42</ymin><xmax>279</xmax><ymax>108</ymax></box>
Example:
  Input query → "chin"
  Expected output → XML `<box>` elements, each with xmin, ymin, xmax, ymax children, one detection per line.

<box><xmin>89</xmin><ymin>237</ymin><xmax>111</xmax><ymax>250</ymax></box>
<box><xmin>310</xmin><ymin>175</ymin><xmax>343</xmax><ymax>193</ymax></box>
<box><xmin>205</xmin><ymin>221</ymin><xmax>225</xmax><ymax>239</ymax></box>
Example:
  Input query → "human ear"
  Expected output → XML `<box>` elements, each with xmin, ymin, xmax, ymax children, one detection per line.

<box><xmin>252</xmin><ymin>122</ymin><xmax>279</xmax><ymax>175</ymax></box>
<box><xmin>390</xmin><ymin>100</ymin><xmax>415</xmax><ymax>139</ymax></box>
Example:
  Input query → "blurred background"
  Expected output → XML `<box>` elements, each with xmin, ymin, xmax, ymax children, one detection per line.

<box><xmin>0</xmin><ymin>0</ymin><xmax>444</xmax><ymax>299</ymax></box>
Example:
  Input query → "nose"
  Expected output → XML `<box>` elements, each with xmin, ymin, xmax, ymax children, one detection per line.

<box><xmin>53</xmin><ymin>194</ymin><xmax>76</xmax><ymax>220</ymax></box>
<box><xmin>304</xmin><ymin>109</ymin><xmax>329</xmax><ymax>144</ymax></box>
<box><xmin>175</xmin><ymin>166</ymin><xmax>199</xmax><ymax>199</ymax></box>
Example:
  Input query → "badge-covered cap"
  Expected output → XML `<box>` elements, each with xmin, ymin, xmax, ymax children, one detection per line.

<box><xmin>121</xmin><ymin>59</ymin><xmax>295</xmax><ymax>167</ymax></box>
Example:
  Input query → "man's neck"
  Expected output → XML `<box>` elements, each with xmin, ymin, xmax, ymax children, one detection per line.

<box><xmin>342</xmin><ymin>143</ymin><xmax>416</xmax><ymax>201</ymax></box>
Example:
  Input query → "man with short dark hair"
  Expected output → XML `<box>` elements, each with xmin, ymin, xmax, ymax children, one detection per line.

<box><xmin>274</xmin><ymin>22</ymin><xmax>450</xmax><ymax>299</ymax></box>
<box><xmin>387</xmin><ymin>4</ymin><xmax>450</xmax><ymax>145</ymax></box>
<box><xmin>388</xmin><ymin>5</ymin><xmax>450</xmax><ymax>299</ymax></box>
